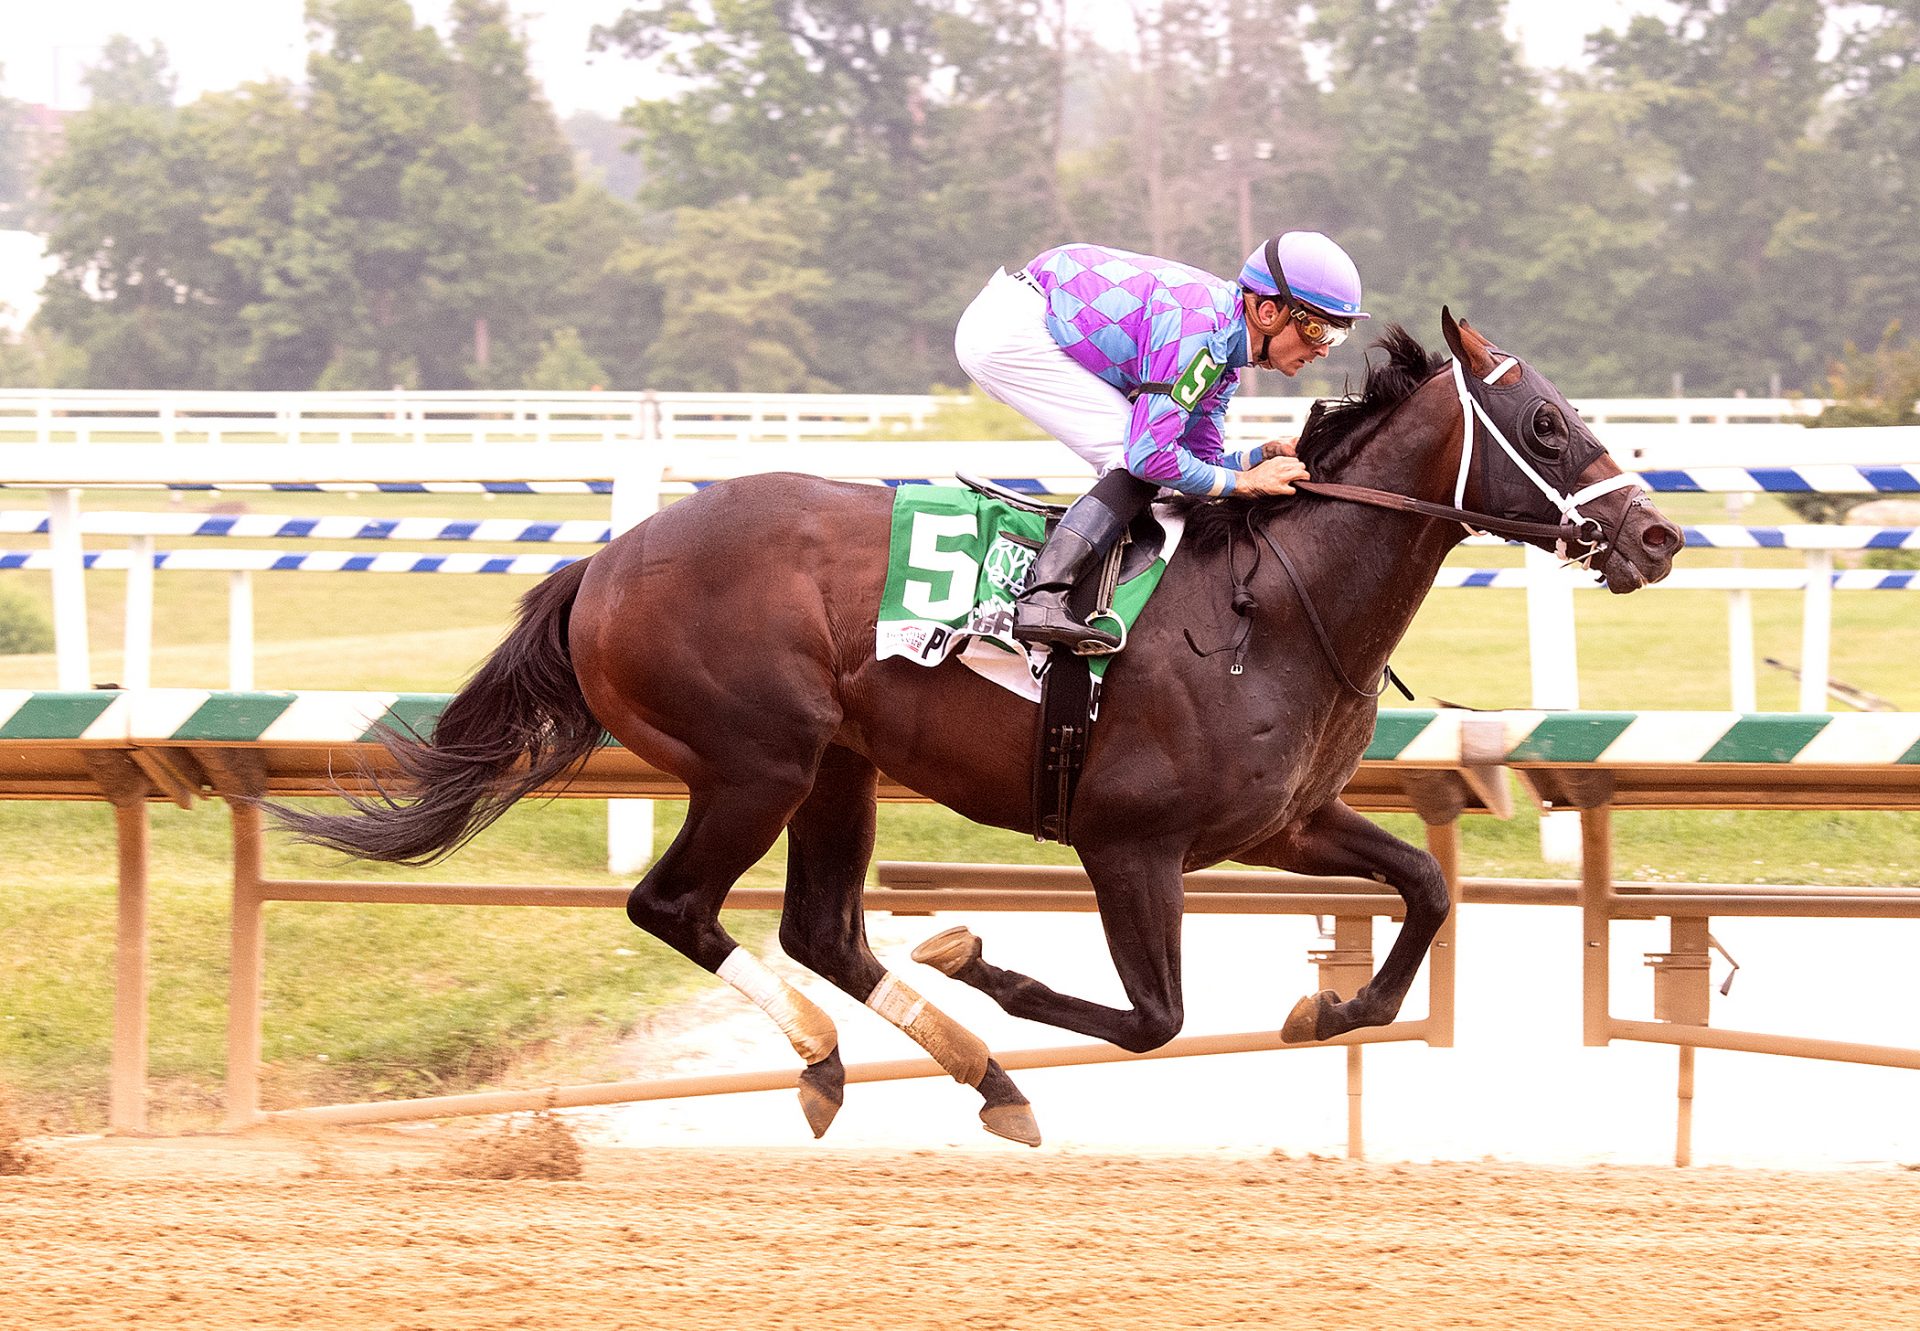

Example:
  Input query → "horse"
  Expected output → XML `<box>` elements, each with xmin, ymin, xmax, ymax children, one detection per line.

<box><xmin>275</xmin><ymin>310</ymin><xmax>1682</xmax><ymax>1147</ymax></box>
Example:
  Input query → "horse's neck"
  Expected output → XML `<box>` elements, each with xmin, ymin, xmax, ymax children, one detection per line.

<box><xmin>1270</xmin><ymin>384</ymin><xmax>1467</xmax><ymax>681</ymax></box>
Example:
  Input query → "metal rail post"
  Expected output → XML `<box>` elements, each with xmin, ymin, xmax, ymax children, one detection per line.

<box><xmin>1580</xmin><ymin>802</ymin><xmax>1614</xmax><ymax>1047</ymax></box>
<box><xmin>1645</xmin><ymin>914</ymin><xmax>1712</xmax><ymax>1167</ymax></box>
<box><xmin>225</xmin><ymin>801</ymin><xmax>267</xmax><ymax>1129</ymax></box>
<box><xmin>1309</xmin><ymin>915</ymin><xmax>1373</xmax><ymax>1159</ymax></box>
<box><xmin>1423</xmin><ymin>818</ymin><xmax>1461</xmax><ymax>1047</ymax></box>
<box><xmin>108</xmin><ymin>799</ymin><xmax>150</xmax><ymax>1132</ymax></box>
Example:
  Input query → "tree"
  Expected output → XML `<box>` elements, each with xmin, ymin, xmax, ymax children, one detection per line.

<box><xmin>83</xmin><ymin>36</ymin><xmax>178</xmax><ymax>109</ymax></box>
<box><xmin>31</xmin><ymin>0</ymin><xmax>597</xmax><ymax>390</ymax></box>
<box><xmin>526</xmin><ymin>328</ymin><xmax>609</xmax><ymax>390</ymax></box>
<box><xmin>1822</xmin><ymin>2</ymin><xmax>1920</xmax><ymax>357</ymax></box>
<box><xmin>624</xmin><ymin>174</ymin><xmax>833</xmax><ymax>391</ymax></box>
<box><xmin>1488</xmin><ymin>79</ymin><xmax>1678</xmax><ymax>394</ymax></box>
<box><xmin>34</xmin><ymin>95</ymin><xmax>252</xmax><ymax>387</ymax></box>
<box><xmin>1118</xmin><ymin>2</ymin><xmax>1329</xmax><ymax>276</ymax></box>
<box><xmin>561</xmin><ymin>110</ymin><xmax>648</xmax><ymax>200</ymax></box>
<box><xmin>1308</xmin><ymin>0</ymin><xmax>1542</xmax><ymax>335</ymax></box>
<box><xmin>519</xmin><ymin>182</ymin><xmax>659</xmax><ymax>389</ymax></box>
<box><xmin>593</xmin><ymin>0</ymin><xmax>1063</xmax><ymax>389</ymax></box>
<box><xmin>0</xmin><ymin>323</ymin><xmax>88</xmax><ymax>388</ymax></box>
<box><xmin>1588</xmin><ymin>0</ymin><xmax>1833</xmax><ymax>393</ymax></box>
<box><xmin>0</xmin><ymin>75</ymin><xmax>28</xmax><ymax>226</ymax></box>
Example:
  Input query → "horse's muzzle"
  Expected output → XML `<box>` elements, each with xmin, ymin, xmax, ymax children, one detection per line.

<box><xmin>1598</xmin><ymin>495</ymin><xmax>1683</xmax><ymax>594</ymax></box>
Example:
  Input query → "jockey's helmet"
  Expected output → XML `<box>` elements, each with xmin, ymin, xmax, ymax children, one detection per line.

<box><xmin>1238</xmin><ymin>231</ymin><xmax>1370</xmax><ymax>322</ymax></box>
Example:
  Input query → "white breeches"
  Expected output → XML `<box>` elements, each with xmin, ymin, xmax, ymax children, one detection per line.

<box><xmin>953</xmin><ymin>268</ymin><xmax>1132</xmax><ymax>475</ymax></box>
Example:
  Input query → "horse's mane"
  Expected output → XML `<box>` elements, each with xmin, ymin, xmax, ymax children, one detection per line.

<box><xmin>1176</xmin><ymin>324</ymin><xmax>1445</xmax><ymax>554</ymax></box>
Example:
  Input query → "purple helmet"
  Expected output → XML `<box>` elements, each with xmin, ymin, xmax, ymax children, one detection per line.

<box><xmin>1238</xmin><ymin>231</ymin><xmax>1370</xmax><ymax>321</ymax></box>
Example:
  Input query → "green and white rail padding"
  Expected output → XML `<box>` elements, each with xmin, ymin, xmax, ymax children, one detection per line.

<box><xmin>0</xmin><ymin>690</ymin><xmax>446</xmax><ymax>745</ymax></box>
<box><xmin>5</xmin><ymin>692</ymin><xmax>1920</xmax><ymax>767</ymax></box>
<box><xmin>1364</xmin><ymin>709</ymin><xmax>1920</xmax><ymax>766</ymax></box>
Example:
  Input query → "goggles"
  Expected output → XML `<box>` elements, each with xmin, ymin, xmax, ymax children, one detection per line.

<box><xmin>1289</xmin><ymin>305</ymin><xmax>1351</xmax><ymax>348</ymax></box>
<box><xmin>1260</xmin><ymin>234</ymin><xmax>1353</xmax><ymax>349</ymax></box>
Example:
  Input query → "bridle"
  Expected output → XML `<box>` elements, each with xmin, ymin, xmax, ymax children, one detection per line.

<box><xmin>1294</xmin><ymin>355</ymin><xmax>1642</xmax><ymax>572</ymax></box>
<box><xmin>1195</xmin><ymin>352</ymin><xmax>1649</xmax><ymax>697</ymax></box>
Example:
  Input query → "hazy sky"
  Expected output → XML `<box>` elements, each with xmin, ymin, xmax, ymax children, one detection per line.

<box><xmin>2</xmin><ymin>1</ymin><xmax>1667</xmax><ymax>117</ymax></box>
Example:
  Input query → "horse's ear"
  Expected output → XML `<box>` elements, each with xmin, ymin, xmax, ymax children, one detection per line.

<box><xmin>1440</xmin><ymin>306</ymin><xmax>1494</xmax><ymax>376</ymax></box>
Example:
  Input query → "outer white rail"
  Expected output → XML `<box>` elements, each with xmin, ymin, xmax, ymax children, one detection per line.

<box><xmin>0</xmin><ymin>388</ymin><xmax>1827</xmax><ymax>440</ymax></box>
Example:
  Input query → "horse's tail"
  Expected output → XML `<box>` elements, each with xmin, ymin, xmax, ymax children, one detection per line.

<box><xmin>270</xmin><ymin>557</ymin><xmax>602</xmax><ymax>865</ymax></box>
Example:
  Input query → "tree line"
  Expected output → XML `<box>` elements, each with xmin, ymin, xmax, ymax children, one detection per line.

<box><xmin>1</xmin><ymin>0</ymin><xmax>1915</xmax><ymax>399</ymax></box>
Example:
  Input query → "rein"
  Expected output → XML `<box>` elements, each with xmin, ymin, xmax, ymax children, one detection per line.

<box><xmin>1184</xmin><ymin>507</ymin><xmax>1412</xmax><ymax>700</ymax></box>
<box><xmin>1290</xmin><ymin>478</ymin><xmax>1584</xmax><ymax>547</ymax></box>
<box><xmin>1191</xmin><ymin>349</ymin><xmax>1647</xmax><ymax>698</ymax></box>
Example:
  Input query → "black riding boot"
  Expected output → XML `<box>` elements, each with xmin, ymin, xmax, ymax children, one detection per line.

<box><xmin>1013</xmin><ymin>468</ymin><xmax>1158</xmax><ymax>654</ymax></box>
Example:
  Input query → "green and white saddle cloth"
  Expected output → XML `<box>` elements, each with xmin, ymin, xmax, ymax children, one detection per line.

<box><xmin>875</xmin><ymin>487</ymin><xmax>1185</xmax><ymax>703</ymax></box>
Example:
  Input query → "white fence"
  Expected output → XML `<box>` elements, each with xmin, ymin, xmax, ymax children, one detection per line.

<box><xmin>0</xmin><ymin>387</ymin><xmax>1829</xmax><ymax>449</ymax></box>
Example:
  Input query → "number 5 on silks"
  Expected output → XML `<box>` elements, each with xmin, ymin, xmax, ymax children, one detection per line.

<box><xmin>903</xmin><ymin>512</ymin><xmax>980</xmax><ymax>620</ymax></box>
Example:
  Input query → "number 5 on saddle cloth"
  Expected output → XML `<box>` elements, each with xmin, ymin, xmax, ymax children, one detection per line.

<box><xmin>874</xmin><ymin>476</ymin><xmax>1182</xmax><ymax>843</ymax></box>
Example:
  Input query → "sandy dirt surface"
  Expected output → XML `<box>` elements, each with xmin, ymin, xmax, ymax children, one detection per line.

<box><xmin>6</xmin><ymin>1129</ymin><xmax>1920</xmax><ymax>1331</ymax></box>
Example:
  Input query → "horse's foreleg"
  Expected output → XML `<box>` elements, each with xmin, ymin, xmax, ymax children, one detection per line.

<box><xmin>1241</xmin><ymin>799</ymin><xmax>1450</xmax><ymax>1042</ymax></box>
<box><xmin>780</xmin><ymin>747</ymin><xmax>1038</xmax><ymax>1146</ymax></box>
<box><xmin>913</xmin><ymin>846</ymin><xmax>1187</xmax><ymax>1054</ymax></box>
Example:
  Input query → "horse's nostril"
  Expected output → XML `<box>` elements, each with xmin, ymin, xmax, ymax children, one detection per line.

<box><xmin>1643</xmin><ymin>524</ymin><xmax>1677</xmax><ymax>550</ymax></box>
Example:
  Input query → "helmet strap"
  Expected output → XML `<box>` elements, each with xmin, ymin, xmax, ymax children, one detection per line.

<box><xmin>1246</xmin><ymin>292</ymin><xmax>1278</xmax><ymax>366</ymax></box>
<box><xmin>1264</xmin><ymin>235</ymin><xmax>1290</xmax><ymax>305</ymax></box>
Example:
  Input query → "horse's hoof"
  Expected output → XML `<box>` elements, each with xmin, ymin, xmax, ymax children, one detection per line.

<box><xmin>911</xmin><ymin>925</ymin><xmax>982</xmax><ymax>977</ymax></box>
<box><xmin>1281</xmin><ymin>989</ymin><xmax>1340</xmax><ymax>1043</ymax></box>
<box><xmin>797</xmin><ymin>1048</ymin><xmax>845</xmax><ymax>1138</ymax></box>
<box><xmin>980</xmin><ymin>1102</ymin><xmax>1042</xmax><ymax>1148</ymax></box>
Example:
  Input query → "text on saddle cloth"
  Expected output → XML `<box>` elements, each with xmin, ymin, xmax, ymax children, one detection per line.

<box><xmin>874</xmin><ymin>486</ymin><xmax>1187</xmax><ymax>703</ymax></box>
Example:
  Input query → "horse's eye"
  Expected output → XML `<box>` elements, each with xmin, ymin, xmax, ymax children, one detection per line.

<box><xmin>1531</xmin><ymin>405</ymin><xmax>1565</xmax><ymax>453</ymax></box>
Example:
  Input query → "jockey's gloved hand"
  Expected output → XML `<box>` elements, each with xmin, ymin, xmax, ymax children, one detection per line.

<box><xmin>1238</xmin><ymin>455</ymin><xmax>1309</xmax><ymax>497</ymax></box>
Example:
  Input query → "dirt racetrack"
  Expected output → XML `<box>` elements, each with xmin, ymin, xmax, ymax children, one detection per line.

<box><xmin>6</xmin><ymin>1130</ymin><xmax>1920</xmax><ymax>1330</ymax></box>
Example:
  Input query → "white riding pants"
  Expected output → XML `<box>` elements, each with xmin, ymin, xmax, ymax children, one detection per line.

<box><xmin>953</xmin><ymin>269</ymin><xmax>1131</xmax><ymax>475</ymax></box>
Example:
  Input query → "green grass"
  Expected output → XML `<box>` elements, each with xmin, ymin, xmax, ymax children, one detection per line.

<box><xmin>5</xmin><ymin>483</ymin><xmax>1920</xmax><ymax>1128</ymax></box>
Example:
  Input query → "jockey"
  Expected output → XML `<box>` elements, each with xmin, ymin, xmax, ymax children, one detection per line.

<box><xmin>954</xmin><ymin>231</ymin><xmax>1369</xmax><ymax>654</ymax></box>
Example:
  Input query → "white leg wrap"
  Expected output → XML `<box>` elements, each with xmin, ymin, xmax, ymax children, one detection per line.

<box><xmin>867</xmin><ymin>971</ymin><xmax>990</xmax><ymax>1088</ymax></box>
<box><xmin>717</xmin><ymin>948</ymin><xmax>838</xmax><ymax>1065</ymax></box>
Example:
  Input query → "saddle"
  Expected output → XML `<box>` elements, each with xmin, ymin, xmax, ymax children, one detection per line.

<box><xmin>958</xmin><ymin>475</ymin><xmax>1160</xmax><ymax>845</ymax></box>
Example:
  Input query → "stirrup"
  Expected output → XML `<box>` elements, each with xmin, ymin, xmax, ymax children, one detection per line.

<box><xmin>1012</xmin><ymin>602</ymin><xmax>1123</xmax><ymax>655</ymax></box>
<box><xmin>1071</xmin><ymin>610</ymin><xmax>1128</xmax><ymax>656</ymax></box>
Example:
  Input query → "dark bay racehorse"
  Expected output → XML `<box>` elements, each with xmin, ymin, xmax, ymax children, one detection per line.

<box><xmin>277</xmin><ymin>312</ymin><xmax>1681</xmax><ymax>1146</ymax></box>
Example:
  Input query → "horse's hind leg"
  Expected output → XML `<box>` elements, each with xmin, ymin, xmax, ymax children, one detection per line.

<box><xmin>625</xmin><ymin>780</ymin><xmax>846</xmax><ymax>1133</ymax></box>
<box><xmin>779</xmin><ymin>746</ymin><xmax>1040</xmax><ymax>1147</ymax></box>
<box><xmin>912</xmin><ymin>841</ymin><xmax>1188</xmax><ymax>1054</ymax></box>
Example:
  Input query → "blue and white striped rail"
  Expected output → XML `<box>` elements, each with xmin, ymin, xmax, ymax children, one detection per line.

<box><xmin>0</xmin><ymin>549</ymin><xmax>583</xmax><ymax>575</ymax></box>
<box><xmin>11</xmin><ymin>511</ymin><xmax>1920</xmax><ymax>553</ymax></box>
<box><xmin>1432</xmin><ymin>568</ymin><xmax>1920</xmax><ymax>591</ymax></box>
<box><xmin>1638</xmin><ymin>465</ymin><xmax>1920</xmax><ymax>494</ymax></box>
<box><xmin>1676</xmin><ymin>525</ymin><xmax>1920</xmax><ymax>550</ymax></box>
<box><xmin>0</xmin><ymin>480</ymin><xmax>621</xmax><ymax>495</ymax></box>
<box><xmin>10</xmin><ymin>550</ymin><xmax>1920</xmax><ymax>592</ymax></box>
<box><xmin>0</xmin><ymin>511</ymin><xmax>613</xmax><ymax>544</ymax></box>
